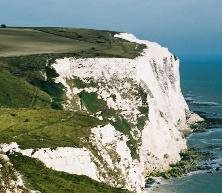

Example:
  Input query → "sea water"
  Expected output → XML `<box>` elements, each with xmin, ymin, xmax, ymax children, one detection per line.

<box><xmin>151</xmin><ymin>55</ymin><xmax>222</xmax><ymax>193</ymax></box>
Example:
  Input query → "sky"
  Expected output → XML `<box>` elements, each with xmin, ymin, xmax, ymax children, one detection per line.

<box><xmin>0</xmin><ymin>0</ymin><xmax>222</xmax><ymax>55</ymax></box>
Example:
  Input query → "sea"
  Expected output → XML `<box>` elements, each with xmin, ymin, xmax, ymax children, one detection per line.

<box><xmin>151</xmin><ymin>55</ymin><xmax>222</xmax><ymax>193</ymax></box>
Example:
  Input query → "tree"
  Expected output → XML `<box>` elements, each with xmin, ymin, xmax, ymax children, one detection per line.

<box><xmin>1</xmin><ymin>24</ymin><xmax>6</xmax><ymax>28</ymax></box>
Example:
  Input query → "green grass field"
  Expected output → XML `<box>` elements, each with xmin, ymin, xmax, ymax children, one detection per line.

<box><xmin>0</xmin><ymin>28</ymin><xmax>91</xmax><ymax>57</ymax></box>
<box><xmin>0</xmin><ymin>27</ymin><xmax>145</xmax><ymax>58</ymax></box>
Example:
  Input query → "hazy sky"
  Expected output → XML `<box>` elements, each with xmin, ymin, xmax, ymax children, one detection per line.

<box><xmin>0</xmin><ymin>0</ymin><xmax>221</xmax><ymax>55</ymax></box>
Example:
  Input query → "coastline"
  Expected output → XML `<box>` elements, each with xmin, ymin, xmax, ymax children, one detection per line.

<box><xmin>147</xmin><ymin>110</ymin><xmax>222</xmax><ymax>193</ymax></box>
<box><xmin>146</xmin><ymin>115</ymin><xmax>211</xmax><ymax>192</ymax></box>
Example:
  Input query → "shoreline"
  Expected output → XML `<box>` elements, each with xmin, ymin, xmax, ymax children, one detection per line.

<box><xmin>147</xmin><ymin>115</ymin><xmax>222</xmax><ymax>193</ymax></box>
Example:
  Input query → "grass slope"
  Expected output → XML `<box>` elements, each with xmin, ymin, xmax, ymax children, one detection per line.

<box><xmin>0</xmin><ymin>69</ymin><xmax>51</xmax><ymax>108</ymax></box>
<box><xmin>0</xmin><ymin>54</ymin><xmax>66</xmax><ymax>109</ymax></box>
<box><xmin>9</xmin><ymin>153</ymin><xmax>131</xmax><ymax>193</ymax></box>
<box><xmin>0</xmin><ymin>108</ymin><xmax>103</xmax><ymax>149</ymax></box>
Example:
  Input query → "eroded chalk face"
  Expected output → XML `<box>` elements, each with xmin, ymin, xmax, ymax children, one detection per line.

<box><xmin>50</xmin><ymin>33</ymin><xmax>194</xmax><ymax>192</ymax></box>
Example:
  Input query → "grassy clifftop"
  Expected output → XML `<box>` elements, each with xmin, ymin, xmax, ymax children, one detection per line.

<box><xmin>0</xmin><ymin>27</ymin><xmax>145</xmax><ymax>58</ymax></box>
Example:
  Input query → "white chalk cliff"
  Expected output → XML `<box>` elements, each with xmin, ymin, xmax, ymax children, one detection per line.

<box><xmin>0</xmin><ymin>33</ymin><xmax>202</xmax><ymax>193</ymax></box>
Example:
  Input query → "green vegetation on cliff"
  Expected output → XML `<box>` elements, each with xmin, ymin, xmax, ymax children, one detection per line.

<box><xmin>9</xmin><ymin>153</ymin><xmax>131</xmax><ymax>193</ymax></box>
<box><xmin>0</xmin><ymin>108</ymin><xmax>103</xmax><ymax>149</ymax></box>
<box><xmin>149</xmin><ymin>149</ymin><xmax>204</xmax><ymax>179</ymax></box>
<box><xmin>0</xmin><ymin>69</ymin><xmax>51</xmax><ymax>108</ymax></box>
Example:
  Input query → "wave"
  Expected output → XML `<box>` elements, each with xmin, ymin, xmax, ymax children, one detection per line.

<box><xmin>184</xmin><ymin>94</ymin><xmax>221</xmax><ymax>108</ymax></box>
<box><xmin>185</xmin><ymin>95</ymin><xmax>203</xmax><ymax>101</ymax></box>
<box><xmin>190</xmin><ymin>101</ymin><xmax>221</xmax><ymax>107</ymax></box>
<box><xmin>184</xmin><ymin>92</ymin><xmax>221</xmax><ymax>107</ymax></box>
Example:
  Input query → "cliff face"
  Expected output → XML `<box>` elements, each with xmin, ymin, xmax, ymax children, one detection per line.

<box><xmin>49</xmin><ymin>33</ymin><xmax>191</xmax><ymax>192</ymax></box>
<box><xmin>0</xmin><ymin>33</ymin><xmax>201</xmax><ymax>193</ymax></box>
